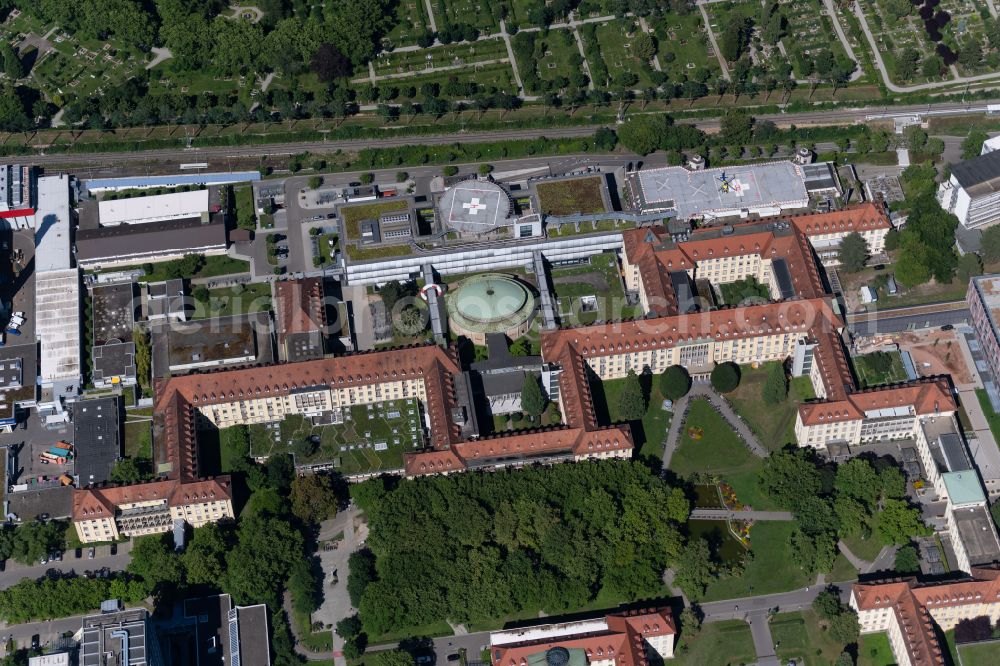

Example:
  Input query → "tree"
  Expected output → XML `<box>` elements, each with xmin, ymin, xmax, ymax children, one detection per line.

<box><xmin>710</xmin><ymin>362</ymin><xmax>740</xmax><ymax>393</ymax></box>
<box><xmin>835</xmin><ymin>458</ymin><xmax>879</xmax><ymax>508</ymax></box>
<box><xmin>127</xmin><ymin>533</ymin><xmax>185</xmax><ymax>594</ymax></box>
<box><xmin>10</xmin><ymin>521</ymin><xmax>65</xmax><ymax>566</ymax></box>
<box><xmin>443</xmin><ymin>165</ymin><xmax>459</xmax><ymax>177</ymax></box>
<box><xmin>0</xmin><ymin>42</ymin><xmax>23</xmax><ymax>81</ymax></box>
<box><xmin>812</xmin><ymin>589</ymin><xmax>843</xmax><ymax>620</ymax></box>
<box><xmin>762</xmin><ymin>362</ymin><xmax>787</xmax><ymax>405</ymax></box>
<box><xmin>347</xmin><ymin>549</ymin><xmax>377</xmax><ymax>607</ymax></box>
<box><xmin>834</xmin><ymin>652</ymin><xmax>855</xmax><ymax>666</ymax></box>
<box><xmin>373</xmin><ymin>651</ymin><xmax>416</xmax><ymax>666</ymax></box>
<box><xmin>110</xmin><ymin>458</ymin><xmax>143</xmax><ymax>485</ymax></box>
<box><xmin>289</xmin><ymin>557</ymin><xmax>323</xmax><ymax>614</ymax></box>
<box><xmin>673</xmin><ymin>537</ymin><xmax>716</xmax><ymax>598</ymax></box>
<box><xmin>837</xmin><ymin>232</ymin><xmax>869</xmax><ymax>273</ymax></box>
<box><xmin>224</xmin><ymin>515</ymin><xmax>304</xmax><ymax>606</ymax></box>
<box><xmin>878</xmin><ymin>466</ymin><xmax>907</xmax><ymax>500</ymax></box>
<box><xmin>184</xmin><ymin>521</ymin><xmax>234</xmax><ymax>586</ymax></box>
<box><xmin>660</xmin><ymin>365</ymin><xmax>691</xmax><ymax>401</ymax></box>
<box><xmin>982</xmin><ymin>225</ymin><xmax>1000</xmax><ymax>262</ymax></box>
<box><xmin>632</xmin><ymin>32</ymin><xmax>656</xmax><ymax>62</ymax></box>
<box><xmin>876</xmin><ymin>499</ymin><xmax>930</xmax><ymax>545</ymax></box>
<box><xmin>720</xmin><ymin>109</ymin><xmax>754</xmax><ymax>147</ymax></box>
<box><xmin>308</xmin><ymin>175</ymin><xmax>323</xmax><ymax>189</ymax></box>
<box><xmin>957</xmin><ymin>252</ymin><xmax>983</xmax><ymax>283</ymax></box>
<box><xmin>895</xmin><ymin>544</ymin><xmax>920</xmax><ymax>573</ymax></box>
<box><xmin>359</xmin><ymin>172</ymin><xmax>375</xmax><ymax>185</ymax></box>
<box><xmin>759</xmin><ymin>450</ymin><xmax>822</xmax><ymax>509</ymax></box>
<box><xmin>617</xmin><ymin>115</ymin><xmax>664</xmax><ymax>155</ymax></box>
<box><xmin>617</xmin><ymin>369</ymin><xmax>647</xmax><ymax>421</ymax></box>
<box><xmin>336</xmin><ymin>614</ymin><xmax>363</xmax><ymax>639</ymax></box>
<box><xmin>719</xmin><ymin>16</ymin><xmax>750</xmax><ymax>62</ymax></box>
<box><xmin>828</xmin><ymin>610</ymin><xmax>860</xmax><ymax>644</ymax></box>
<box><xmin>962</xmin><ymin>130</ymin><xmax>990</xmax><ymax>160</ymax></box>
<box><xmin>521</xmin><ymin>373</ymin><xmax>547</xmax><ymax>421</ymax></box>
<box><xmin>309</xmin><ymin>43</ymin><xmax>354</xmax><ymax>83</ymax></box>
<box><xmin>477</xmin><ymin>163</ymin><xmax>494</xmax><ymax>176</ymax></box>
<box><xmin>290</xmin><ymin>473</ymin><xmax>339</xmax><ymax>525</ymax></box>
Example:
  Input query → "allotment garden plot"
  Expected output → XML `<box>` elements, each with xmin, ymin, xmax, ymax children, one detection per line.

<box><xmin>650</xmin><ymin>11</ymin><xmax>720</xmax><ymax>82</ymax></box>
<box><xmin>249</xmin><ymin>398</ymin><xmax>424</xmax><ymax>475</ymax></box>
<box><xmin>2</xmin><ymin>9</ymin><xmax>146</xmax><ymax>104</ymax></box>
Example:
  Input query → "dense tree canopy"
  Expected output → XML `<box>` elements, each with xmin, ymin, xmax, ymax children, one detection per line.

<box><xmin>710</xmin><ymin>362</ymin><xmax>740</xmax><ymax>393</ymax></box>
<box><xmin>351</xmin><ymin>461</ymin><xmax>689</xmax><ymax>636</ymax></box>
<box><xmin>837</xmin><ymin>232</ymin><xmax>869</xmax><ymax>273</ymax></box>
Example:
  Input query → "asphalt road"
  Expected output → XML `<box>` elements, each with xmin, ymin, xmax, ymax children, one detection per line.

<box><xmin>11</xmin><ymin>100</ymin><xmax>998</xmax><ymax>172</ymax></box>
<box><xmin>847</xmin><ymin>305</ymin><xmax>970</xmax><ymax>336</ymax></box>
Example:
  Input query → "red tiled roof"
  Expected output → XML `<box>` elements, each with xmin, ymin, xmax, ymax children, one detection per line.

<box><xmin>790</xmin><ymin>202</ymin><xmax>890</xmax><ymax>236</ymax></box>
<box><xmin>274</xmin><ymin>278</ymin><xmax>325</xmax><ymax>344</ymax></box>
<box><xmin>72</xmin><ymin>476</ymin><xmax>232</xmax><ymax>521</ymax></box>
<box><xmin>491</xmin><ymin>609</ymin><xmax>675</xmax><ymax>666</ymax></box>
<box><xmin>541</xmin><ymin>298</ymin><xmax>840</xmax><ymax>361</ymax></box>
<box><xmin>852</xmin><ymin>569</ymin><xmax>1000</xmax><ymax>666</ymax></box>
<box><xmin>798</xmin><ymin>377</ymin><xmax>955</xmax><ymax>426</ymax></box>
<box><xmin>154</xmin><ymin>344</ymin><xmax>462</xmax><ymax>481</ymax></box>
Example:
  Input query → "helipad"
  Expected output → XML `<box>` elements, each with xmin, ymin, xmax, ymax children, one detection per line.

<box><xmin>628</xmin><ymin>161</ymin><xmax>810</xmax><ymax>220</ymax></box>
<box><xmin>437</xmin><ymin>179</ymin><xmax>513</xmax><ymax>234</ymax></box>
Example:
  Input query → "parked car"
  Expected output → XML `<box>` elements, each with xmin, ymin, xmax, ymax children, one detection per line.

<box><xmin>88</xmin><ymin>547</ymin><xmax>95</xmax><ymax>559</ymax></box>
<box><xmin>447</xmin><ymin>655</ymin><xmax>460</xmax><ymax>662</ymax></box>
<box><xmin>941</xmin><ymin>324</ymin><xmax>955</xmax><ymax>331</ymax></box>
<box><xmin>51</xmin><ymin>551</ymin><xmax>62</xmax><ymax>562</ymax></box>
<box><xmin>110</xmin><ymin>543</ymin><xmax>117</xmax><ymax>556</ymax></box>
<box><xmin>30</xmin><ymin>635</ymin><xmax>39</xmax><ymax>650</ymax></box>
<box><xmin>74</xmin><ymin>548</ymin><xmax>82</xmax><ymax>559</ymax></box>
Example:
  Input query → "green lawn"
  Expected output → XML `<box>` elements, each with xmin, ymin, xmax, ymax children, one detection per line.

<box><xmin>341</xmin><ymin>199</ymin><xmax>409</xmax><ymax>240</ymax></box>
<box><xmin>674</xmin><ymin>620</ymin><xmax>756</xmax><ymax>666</ymax></box>
<box><xmin>191</xmin><ymin>282</ymin><xmax>272</xmax><ymax>319</ymax></box>
<box><xmin>701</xmin><ymin>521</ymin><xmax>813</xmax><ymax>601</ymax></box>
<box><xmin>829</xmin><ymin>552</ymin><xmax>859</xmax><ymax>584</ymax></box>
<box><xmin>728</xmin><ymin>363</ymin><xmax>815</xmax><ymax>451</ymax></box>
<box><xmin>592</xmin><ymin>373</ymin><xmax>672</xmax><ymax>459</ymax></box>
<box><xmin>772</xmin><ymin>610</ymin><xmax>853</xmax><ymax>665</ymax></box>
<box><xmin>853</xmin><ymin>351</ymin><xmax>908</xmax><ymax>388</ymax></box>
<box><xmin>248</xmin><ymin>399</ymin><xmax>423</xmax><ymax>475</ymax></box>
<box><xmin>97</xmin><ymin>254</ymin><xmax>251</xmax><ymax>283</ymax></box>
<box><xmin>976</xmin><ymin>389</ymin><xmax>1000</xmax><ymax>447</ymax></box>
<box><xmin>123</xmin><ymin>418</ymin><xmax>152</xmax><ymax>460</ymax></box>
<box><xmin>233</xmin><ymin>185</ymin><xmax>256</xmax><ymax>230</ymax></box>
<box><xmin>535</xmin><ymin>176</ymin><xmax>606</xmax><ymax>216</ymax></box>
<box><xmin>858</xmin><ymin>632</ymin><xmax>896</xmax><ymax>666</ymax></box>
<box><xmin>958</xmin><ymin>641</ymin><xmax>1000</xmax><ymax>666</ymax></box>
<box><xmin>550</xmin><ymin>252</ymin><xmax>641</xmax><ymax>325</ymax></box>
<box><xmin>842</xmin><ymin>530</ymin><xmax>886</xmax><ymax>564</ymax></box>
<box><xmin>669</xmin><ymin>399</ymin><xmax>777</xmax><ymax>510</ymax></box>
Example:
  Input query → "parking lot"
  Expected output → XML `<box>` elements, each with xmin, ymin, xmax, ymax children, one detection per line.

<box><xmin>0</xmin><ymin>409</ymin><xmax>74</xmax><ymax>483</ymax></box>
<box><xmin>2</xmin><ymin>228</ymin><xmax>36</xmax><ymax>343</ymax></box>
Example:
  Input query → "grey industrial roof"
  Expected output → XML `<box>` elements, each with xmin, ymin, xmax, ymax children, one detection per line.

<box><xmin>951</xmin><ymin>149</ymin><xmax>1000</xmax><ymax>193</ymax></box>
<box><xmin>772</xmin><ymin>258</ymin><xmax>795</xmax><ymax>300</ymax></box>
<box><xmin>82</xmin><ymin>171</ymin><xmax>260</xmax><ymax>192</ymax></box>
<box><xmin>34</xmin><ymin>175</ymin><xmax>72</xmax><ymax>272</ymax></box>
<box><xmin>286</xmin><ymin>331</ymin><xmax>324</xmax><ymax>362</ymax></box>
<box><xmin>939</xmin><ymin>432</ymin><xmax>973</xmax><ymax>472</ymax></box>
<box><xmin>73</xmin><ymin>396</ymin><xmax>122</xmax><ymax>486</ymax></box>
<box><xmin>801</xmin><ymin>163</ymin><xmax>839</xmax><ymax>192</ymax></box>
<box><xmin>481</xmin><ymin>370</ymin><xmax>528</xmax><ymax>398</ymax></box>
<box><xmin>953</xmin><ymin>504</ymin><xmax>1000</xmax><ymax>566</ymax></box>
<box><xmin>630</xmin><ymin>161</ymin><xmax>809</xmax><ymax>219</ymax></box>
<box><xmin>81</xmin><ymin>608</ymin><xmax>150</xmax><ymax>666</ymax></box>
<box><xmin>36</xmin><ymin>268</ymin><xmax>82</xmax><ymax>383</ymax></box>
<box><xmin>669</xmin><ymin>271</ymin><xmax>698</xmax><ymax>314</ymax></box>
<box><xmin>92</xmin><ymin>282</ymin><xmax>136</xmax><ymax>344</ymax></box>
<box><xmin>75</xmin><ymin>217</ymin><xmax>226</xmax><ymax>262</ymax></box>
<box><xmin>93</xmin><ymin>342</ymin><xmax>136</xmax><ymax>384</ymax></box>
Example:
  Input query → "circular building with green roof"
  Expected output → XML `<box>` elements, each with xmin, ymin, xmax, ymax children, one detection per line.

<box><xmin>446</xmin><ymin>274</ymin><xmax>536</xmax><ymax>344</ymax></box>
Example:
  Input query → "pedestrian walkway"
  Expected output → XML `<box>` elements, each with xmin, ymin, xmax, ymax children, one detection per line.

<box><xmin>690</xmin><ymin>509</ymin><xmax>794</xmax><ymax>521</ymax></box>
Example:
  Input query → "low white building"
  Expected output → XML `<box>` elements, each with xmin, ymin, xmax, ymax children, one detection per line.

<box><xmin>938</xmin><ymin>150</ymin><xmax>1000</xmax><ymax>229</ymax></box>
<box><xmin>98</xmin><ymin>189</ymin><xmax>210</xmax><ymax>226</ymax></box>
